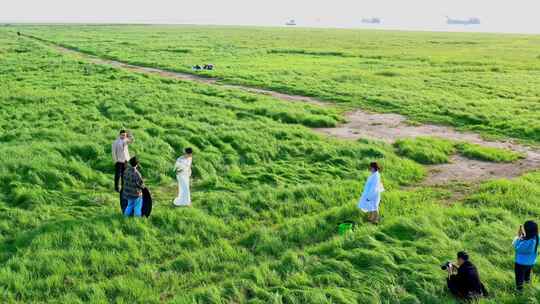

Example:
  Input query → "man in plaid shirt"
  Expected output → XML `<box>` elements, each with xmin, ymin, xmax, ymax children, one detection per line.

<box><xmin>122</xmin><ymin>157</ymin><xmax>146</xmax><ymax>217</ymax></box>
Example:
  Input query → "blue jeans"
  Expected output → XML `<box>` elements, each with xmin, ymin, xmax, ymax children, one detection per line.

<box><xmin>124</xmin><ymin>196</ymin><xmax>142</xmax><ymax>217</ymax></box>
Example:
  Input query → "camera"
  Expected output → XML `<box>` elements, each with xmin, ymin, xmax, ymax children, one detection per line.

<box><xmin>441</xmin><ymin>261</ymin><xmax>454</xmax><ymax>270</ymax></box>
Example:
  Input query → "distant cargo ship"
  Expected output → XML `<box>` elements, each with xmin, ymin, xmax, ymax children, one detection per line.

<box><xmin>285</xmin><ymin>19</ymin><xmax>296</xmax><ymax>26</ymax></box>
<box><xmin>446</xmin><ymin>17</ymin><xmax>480</xmax><ymax>25</ymax></box>
<box><xmin>361</xmin><ymin>18</ymin><xmax>381</xmax><ymax>24</ymax></box>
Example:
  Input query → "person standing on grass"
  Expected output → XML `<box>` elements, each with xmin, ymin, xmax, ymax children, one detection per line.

<box><xmin>123</xmin><ymin>157</ymin><xmax>146</xmax><ymax>217</ymax></box>
<box><xmin>112</xmin><ymin>129</ymin><xmax>133</xmax><ymax>192</ymax></box>
<box><xmin>173</xmin><ymin>148</ymin><xmax>193</xmax><ymax>207</ymax></box>
<box><xmin>357</xmin><ymin>162</ymin><xmax>384</xmax><ymax>224</ymax></box>
<box><xmin>514</xmin><ymin>220</ymin><xmax>539</xmax><ymax>291</ymax></box>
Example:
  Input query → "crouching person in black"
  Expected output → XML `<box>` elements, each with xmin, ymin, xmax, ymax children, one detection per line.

<box><xmin>446</xmin><ymin>251</ymin><xmax>488</xmax><ymax>300</ymax></box>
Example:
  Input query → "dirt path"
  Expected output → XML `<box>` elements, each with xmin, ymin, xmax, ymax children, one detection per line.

<box><xmin>315</xmin><ymin>111</ymin><xmax>540</xmax><ymax>185</ymax></box>
<box><xmin>37</xmin><ymin>38</ymin><xmax>540</xmax><ymax>186</ymax></box>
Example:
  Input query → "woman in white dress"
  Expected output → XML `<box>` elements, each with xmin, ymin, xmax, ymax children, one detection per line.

<box><xmin>358</xmin><ymin>162</ymin><xmax>384</xmax><ymax>224</ymax></box>
<box><xmin>173</xmin><ymin>147</ymin><xmax>193</xmax><ymax>207</ymax></box>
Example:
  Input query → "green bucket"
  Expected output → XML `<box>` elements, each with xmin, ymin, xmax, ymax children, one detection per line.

<box><xmin>338</xmin><ymin>221</ymin><xmax>355</xmax><ymax>236</ymax></box>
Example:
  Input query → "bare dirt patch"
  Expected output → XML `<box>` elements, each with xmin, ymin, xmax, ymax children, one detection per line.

<box><xmin>316</xmin><ymin>110</ymin><xmax>540</xmax><ymax>185</ymax></box>
<box><xmin>46</xmin><ymin>41</ymin><xmax>540</xmax><ymax>185</ymax></box>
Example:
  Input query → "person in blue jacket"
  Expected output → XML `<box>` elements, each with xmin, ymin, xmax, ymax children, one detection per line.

<box><xmin>513</xmin><ymin>220</ymin><xmax>539</xmax><ymax>291</ymax></box>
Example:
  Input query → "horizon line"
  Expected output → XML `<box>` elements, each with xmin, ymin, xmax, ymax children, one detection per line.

<box><xmin>2</xmin><ymin>21</ymin><xmax>539</xmax><ymax>36</ymax></box>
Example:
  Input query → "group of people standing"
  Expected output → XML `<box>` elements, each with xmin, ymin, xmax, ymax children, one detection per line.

<box><xmin>111</xmin><ymin>129</ymin><xmax>193</xmax><ymax>217</ymax></box>
<box><xmin>111</xmin><ymin>129</ymin><xmax>537</xmax><ymax>297</ymax></box>
<box><xmin>443</xmin><ymin>221</ymin><xmax>539</xmax><ymax>300</ymax></box>
<box><xmin>357</xmin><ymin>162</ymin><xmax>539</xmax><ymax>298</ymax></box>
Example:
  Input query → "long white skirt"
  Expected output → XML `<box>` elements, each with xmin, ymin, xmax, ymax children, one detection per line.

<box><xmin>357</xmin><ymin>194</ymin><xmax>381</xmax><ymax>212</ymax></box>
<box><xmin>173</xmin><ymin>175</ymin><xmax>191</xmax><ymax>206</ymax></box>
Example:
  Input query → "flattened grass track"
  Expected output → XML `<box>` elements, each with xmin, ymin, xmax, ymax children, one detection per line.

<box><xmin>24</xmin><ymin>34</ymin><xmax>540</xmax><ymax>186</ymax></box>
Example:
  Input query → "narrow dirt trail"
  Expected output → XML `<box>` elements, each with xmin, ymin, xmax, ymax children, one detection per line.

<box><xmin>316</xmin><ymin>111</ymin><xmax>540</xmax><ymax>184</ymax></box>
<box><xmin>35</xmin><ymin>38</ymin><xmax>540</xmax><ymax>186</ymax></box>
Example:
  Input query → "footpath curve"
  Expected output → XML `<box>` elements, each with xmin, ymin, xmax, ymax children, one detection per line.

<box><xmin>25</xmin><ymin>35</ymin><xmax>540</xmax><ymax>186</ymax></box>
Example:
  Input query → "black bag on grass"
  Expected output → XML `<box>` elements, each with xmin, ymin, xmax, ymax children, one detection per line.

<box><xmin>141</xmin><ymin>188</ymin><xmax>153</xmax><ymax>217</ymax></box>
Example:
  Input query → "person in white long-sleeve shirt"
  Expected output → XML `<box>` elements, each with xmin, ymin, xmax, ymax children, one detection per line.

<box><xmin>357</xmin><ymin>162</ymin><xmax>384</xmax><ymax>224</ymax></box>
<box><xmin>111</xmin><ymin>129</ymin><xmax>133</xmax><ymax>192</ymax></box>
<box><xmin>173</xmin><ymin>147</ymin><xmax>193</xmax><ymax>207</ymax></box>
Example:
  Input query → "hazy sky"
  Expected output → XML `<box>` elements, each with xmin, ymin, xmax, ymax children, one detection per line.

<box><xmin>2</xmin><ymin>0</ymin><xmax>540</xmax><ymax>34</ymax></box>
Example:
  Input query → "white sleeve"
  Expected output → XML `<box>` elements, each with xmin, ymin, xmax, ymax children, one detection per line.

<box><xmin>112</xmin><ymin>142</ymin><xmax>117</xmax><ymax>162</ymax></box>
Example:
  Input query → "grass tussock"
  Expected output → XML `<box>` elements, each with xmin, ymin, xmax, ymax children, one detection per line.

<box><xmin>375</xmin><ymin>70</ymin><xmax>401</xmax><ymax>77</ymax></box>
<box><xmin>268</xmin><ymin>49</ymin><xmax>348</xmax><ymax>57</ymax></box>
<box><xmin>394</xmin><ymin>137</ymin><xmax>455</xmax><ymax>164</ymax></box>
<box><xmin>456</xmin><ymin>142</ymin><xmax>524</xmax><ymax>163</ymax></box>
<box><xmin>160</xmin><ymin>48</ymin><xmax>191</xmax><ymax>54</ymax></box>
<box><xmin>394</xmin><ymin>137</ymin><xmax>523</xmax><ymax>164</ymax></box>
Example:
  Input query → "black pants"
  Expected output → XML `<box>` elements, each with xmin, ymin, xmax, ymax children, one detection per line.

<box><xmin>447</xmin><ymin>277</ymin><xmax>460</xmax><ymax>297</ymax></box>
<box><xmin>447</xmin><ymin>278</ymin><xmax>485</xmax><ymax>300</ymax></box>
<box><xmin>114</xmin><ymin>162</ymin><xmax>126</xmax><ymax>192</ymax></box>
<box><xmin>515</xmin><ymin>263</ymin><xmax>533</xmax><ymax>290</ymax></box>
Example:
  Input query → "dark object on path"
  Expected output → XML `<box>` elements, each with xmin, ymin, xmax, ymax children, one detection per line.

<box><xmin>120</xmin><ymin>188</ymin><xmax>152</xmax><ymax>217</ymax></box>
<box><xmin>17</xmin><ymin>31</ymin><xmax>21</xmax><ymax>36</ymax></box>
<box><xmin>192</xmin><ymin>65</ymin><xmax>202</xmax><ymax>71</ymax></box>
<box><xmin>203</xmin><ymin>64</ymin><xmax>214</xmax><ymax>70</ymax></box>
<box><xmin>338</xmin><ymin>221</ymin><xmax>356</xmax><ymax>235</ymax></box>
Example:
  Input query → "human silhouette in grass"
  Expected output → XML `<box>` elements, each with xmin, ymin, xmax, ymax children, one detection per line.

<box><xmin>173</xmin><ymin>148</ymin><xmax>193</xmax><ymax>207</ymax></box>
<box><xmin>357</xmin><ymin>162</ymin><xmax>384</xmax><ymax>224</ymax></box>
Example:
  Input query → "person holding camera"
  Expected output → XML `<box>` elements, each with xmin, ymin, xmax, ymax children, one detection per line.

<box><xmin>513</xmin><ymin>220</ymin><xmax>539</xmax><ymax>291</ymax></box>
<box><xmin>445</xmin><ymin>251</ymin><xmax>487</xmax><ymax>300</ymax></box>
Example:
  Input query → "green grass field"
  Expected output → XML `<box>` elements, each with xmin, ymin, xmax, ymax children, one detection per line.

<box><xmin>394</xmin><ymin>137</ymin><xmax>523</xmax><ymax>164</ymax></box>
<box><xmin>1</xmin><ymin>25</ymin><xmax>540</xmax><ymax>303</ymax></box>
<box><xmin>16</xmin><ymin>24</ymin><xmax>540</xmax><ymax>143</ymax></box>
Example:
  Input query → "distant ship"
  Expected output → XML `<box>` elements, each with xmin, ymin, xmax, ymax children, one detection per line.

<box><xmin>446</xmin><ymin>17</ymin><xmax>480</xmax><ymax>25</ymax></box>
<box><xmin>285</xmin><ymin>19</ymin><xmax>296</xmax><ymax>26</ymax></box>
<box><xmin>361</xmin><ymin>18</ymin><xmax>381</xmax><ymax>24</ymax></box>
